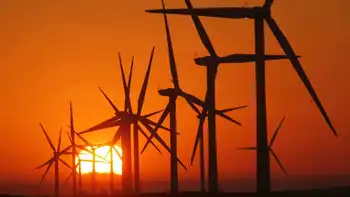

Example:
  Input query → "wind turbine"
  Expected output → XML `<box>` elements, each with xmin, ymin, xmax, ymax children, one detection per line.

<box><xmin>146</xmin><ymin>0</ymin><xmax>292</xmax><ymax>193</ymax></box>
<box><xmin>146</xmin><ymin>0</ymin><xmax>337</xmax><ymax>194</ymax></box>
<box><xmin>65</xmin><ymin>154</ymin><xmax>110</xmax><ymax>195</ymax></box>
<box><xmin>72</xmin><ymin>131</ymin><xmax>113</xmax><ymax>194</ymax></box>
<box><xmin>140</xmin><ymin>0</ymin><xmax>247</xmax><ymax>194</ymax></box>
<box><xmin>34</xmin><ymin>124</ymin><xmax>72</xmax><ymax>197</ymax></box>
<box><xmin>79</xmin><ymin>48</ymin><xmax>185</xmax><ymax>194</ymax></box>
<box><xmin>67</xmin><ymin>102</ymin><xmax>111</xmax><ymax>195</ymax></box>
<box><xmin>65</xmin><ymin>128</ymin><xmax>111</xmax><ymax>194</ymax></box>
<box><xmin>238</xmin><ymin>116</ymin><xmax>288</xmax><ymax>176</ymax></box>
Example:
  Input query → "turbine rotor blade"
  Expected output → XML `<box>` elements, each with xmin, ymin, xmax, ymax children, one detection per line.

<box><xmin>161</xmin><ymin>0</ymin><xmax>180</xmax><ymax>90</ymax></box>
<box><xmin>146</xmin><ymin>7</ymin><xmax>264</xmax><ymax>19</ymax></box>
<box><xmin>136</xmin><ymin>123</ymin><xmax>163</xmax><ymax>155</ymax></box>
<box><xmin>265</xmin><ymin>16</ymin><xmax>337</xmax><ymax>136</ymax></box>
<box><xmin>75</xmin><ymin>131</ymin><xmax>91</xmax><ymax>146</ymax></box>
<box><xmin>270</xmin><ymin>149</ymin><xmax>287</xmax><ymax>176</ymax></box>
<box><xmin>143</xmin><ymin>118</ymin><xmax>172</xmax><ymax>132</ymax></box>
<box><xmin>112</xmin><ymin>127</ymin><xmax>122</xmax><ymax>144</ymax></box>
<box><xmin>195</xmin><ymin>54</ymin><xmax>293</xmax><ymax>65</ymax></box>
<box><xmin>117</xmin><ymin>52</ymin><xmax>129</xmax><ymax>112</ymax></box>
<box><xmin>126</xmin><ymin>56</ymin><xmax>134</xmax><ymax>114</ymax></box>
<box><xmin>40</xmin><ymin>161</ymin><xmax>53</xmax><ymax>183</ymax></box>
<box><xmin>180</xmin><ymin>92</ymin><xmax>242</xmax><ymax>125</ymax></box>
<box><xmin>98</xmin><ymin>87</ymin><xmax>120</xmax><ymax>114</ymax></box>
<box><xmin>66</xmin><ymin>131</ymin><xmax>73</xmax><ymax>145</ymax></box>
<box><xmin>141</xmin><ymin>120</ymin><xmax>187</xmax><ymax>170</ymax></box>
<box><xmin>76</xmin><ymin>145</ymin><xmax>92</xmax><ymax>153</ymax></box>
<box><xmin>140</xmin><ymin>104</ymin><xmax>171</xmax><ymax>153</ymax></box>
<box><xmin>104</xmin><ymin>149</ymin><xmax>111</xmax><ymax>159</ymax></box>
<box><xmin>79</xmin><ymin>117</ymin><xmax>120</xmax><ymax>134</ymax></box>
<box><xmin>59</xmin><ymin>145</ymin><xmax>73</xmax><ymax>155</ymax></box>
<box><xmin>270</xmin><ymin>116</ymin><xmax>285</xmax><ymax>147</ymax></box>
<box><xmin>39</xmin><ymin>123</ymin><xmax>56</xmax><ymax>152</ymax></box>
<box><xmin>218</xmin><ymin>105</ymin><xmax>248</xmax><ymax>113</ymax></box>
<box><xmin>34</xmin><ymin>158</ymin><xmax>54</xmax><ymax>171</ymax></box>
<box><xmin>57</xmin><ymin>127</ymin><xmax>62</xmax><ymax>152</ymax></box>
<box><xmin>59</xmin><ymin>158</ymin><xmax>72</xmax><ymax>169</ymax></box>
<box><xmin>184</xmin><ymin>0</ymin><xmax>217</xmax><ymax>57</ymax></box>
<box><xmin>142</xmin><ymin>110</ymin><xmax>163</xmax><ymax>119</ymax></box>
<box><xmin>127</xmin><ymin>56</ymin><xmax>134</xmax><ymax>96</ymax></box>
<box><xmin>65</xmin><ymin>171</ymin><xmax>73</xmax><ymax>184</ymax></box>
<box><xmin>190</xmin><ymin>110</ymin><xmax>206</xmax><ymax>165</ymax></box>
<box><xmin>237</xmin><ymin>147</ymin><xmax>257</xmax><ymax>150</ymax></box>
<box><xmin>138</xmin><ymin>47</ymin><xmax>155</xmax><ymax>115</ymax></box>
<box><xmin>217</xmin><ymin>112</ymin><xmax>242</xmax><ymax>126</ymax></box>
<box><xmin>112</xmin><ymin>146</ymin><xmax>123</xmax><ymax>160</ymax></box>
<box><xmin>70</xmin><ymin>101</ymin><xmax>74</xmax><ymax>132</ymax></box>
<box><xmin>185</xmin><ymin>98</ymin><xmax>201</xmax><ymax>115</ymax></box>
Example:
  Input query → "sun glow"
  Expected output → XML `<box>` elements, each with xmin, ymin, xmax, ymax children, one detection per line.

<box><xmin>76</xmin><ymin>145</ymin><xmax>123</xmax><ymax>175</ymax></box>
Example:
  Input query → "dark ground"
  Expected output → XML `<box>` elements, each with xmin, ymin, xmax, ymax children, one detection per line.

<box><xmin>2</xmin><ymin>186</ymin><xmax>350</xmax><ymax>197</ymax></box>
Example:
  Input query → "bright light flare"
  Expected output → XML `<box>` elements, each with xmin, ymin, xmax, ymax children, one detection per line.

<box><xmin>76</xmin><ymin>145</ymin><xmax>122</xmax><ymax>175</ymax></box>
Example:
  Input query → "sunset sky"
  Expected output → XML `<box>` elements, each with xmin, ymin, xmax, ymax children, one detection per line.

<box><xmin>0</xmin><ymin>0</ymin><xmax>350</xmax><ymax>192</ymax></box>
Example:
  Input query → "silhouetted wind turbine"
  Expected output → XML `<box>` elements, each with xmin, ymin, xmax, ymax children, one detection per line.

<box><xmin>34</xmin><ymin>124</ymin><xmax>72</xmax><ymax>197</ymax></box>
<box><xmin>141</xmin><ymin>0</ymin><xmax>246</xmax><ymax>194</ymax></box>
<box><xmin>65</xmin><ymin>129</ymin><xmax>108</xmax><ymax>195</ymax></box>
<box><xmin>72</xmin><ymin>131</ymin><xmax>110</xmax><ymax>194</ymax></box>
<box><xmin>65</xmin><ymin>156</ymin><xmax>109</xmax><ymax>194</ymax></box>
<box><xmin>146</xmin><ymin>0</ymin><xmax>293</xmax><ymax>193</ymax></box>
<box><xmin>67</xmin><ymin>103</ymin><xmax>108</xmax><ymax>195</ymax></box>
<box><xmin>79</xmin><ymin>49</ymin><xmax>181</xmax><ymax>194</ymax></box>
<box><xmin>238</xmin><ymin>116</ymin><xmax>287</xmax><ymax>176</ymax></box>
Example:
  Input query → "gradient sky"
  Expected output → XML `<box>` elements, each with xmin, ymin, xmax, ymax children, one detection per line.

<box><xmin>0</xmin><ymin>0</ymin><xmax>350</xmax><ymax>189</ymax></box>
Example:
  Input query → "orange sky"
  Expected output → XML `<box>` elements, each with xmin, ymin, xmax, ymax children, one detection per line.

<box><xmin>0</xmin><ymin>0</ymin><xmax>350</xmax><ymax>189</ymax></box>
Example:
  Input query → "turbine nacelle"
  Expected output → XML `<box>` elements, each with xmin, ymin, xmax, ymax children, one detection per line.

<box><xmin>158</xmin><ymin>88</ymin><xmax>182</xmax><ymax>97</ymax></box>
<box><xmin>53</xmin><ymin>151</ymin><xmax>60</xmax><ymax>158</ymax></box>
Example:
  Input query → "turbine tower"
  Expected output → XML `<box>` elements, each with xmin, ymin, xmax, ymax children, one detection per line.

<box><xmin>146</xmin><ymin>0</ymin><xmax>337</xmax><ymax>194</ymax></box>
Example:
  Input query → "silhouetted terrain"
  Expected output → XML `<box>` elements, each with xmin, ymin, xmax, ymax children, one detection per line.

<box><xmin>2</xmin><ymin>175</ymin><xmax>350</xmax><ymax>196</ymax></box>
<box><xmin>2</xmin><ymin>186</ymin><xmax>350</xmax><ymax>197</ymax></box>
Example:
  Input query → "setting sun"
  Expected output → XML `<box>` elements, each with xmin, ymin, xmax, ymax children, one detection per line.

<box><xmin>76</xmin><ymin>145</ymin><xmax>123</xmax><ymax>175</ymax></box>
